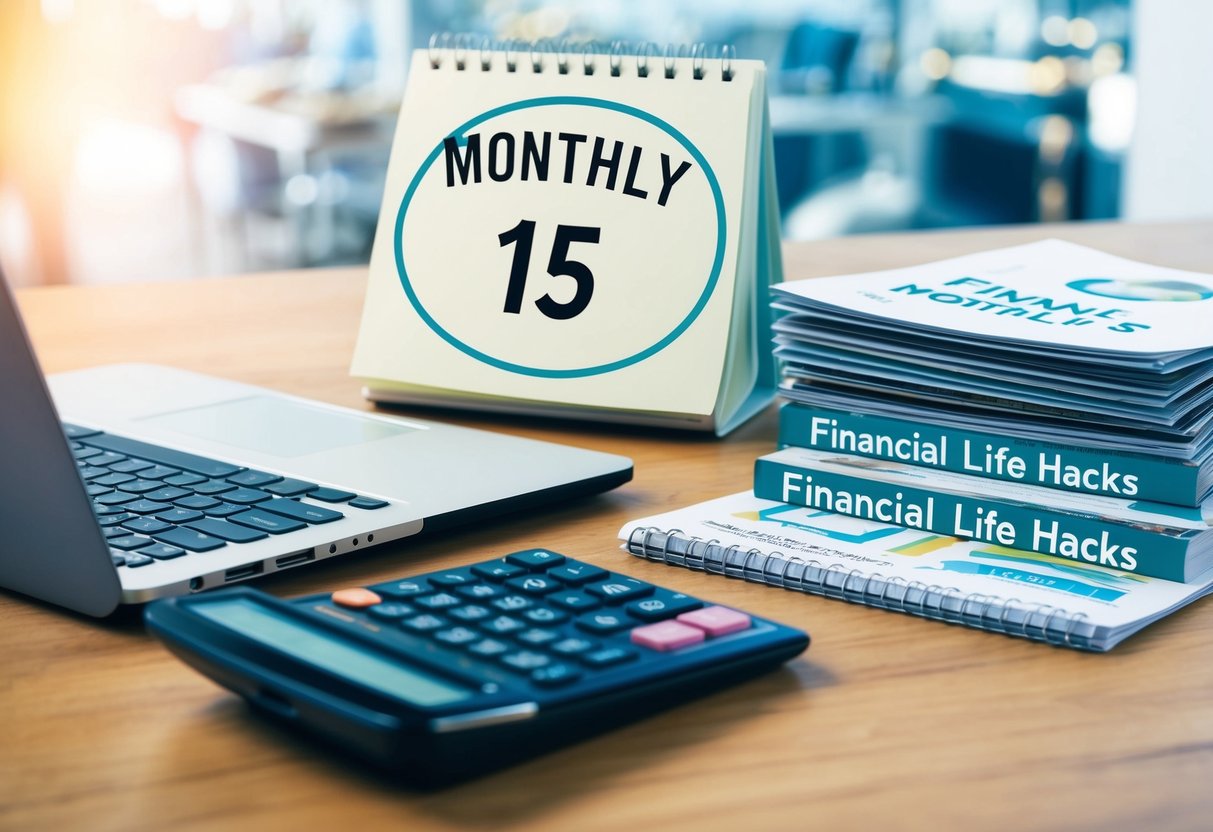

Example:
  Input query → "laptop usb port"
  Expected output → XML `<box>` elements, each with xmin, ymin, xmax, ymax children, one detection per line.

<box><xmin>275</xmin><ymin>551</ymin><xmax>315</xmax><ymax>569</ymax></box>
<box><xmin>224</xmin><ymin>563</ymin><xmax>264</xmax><ymax>583</ymax></box>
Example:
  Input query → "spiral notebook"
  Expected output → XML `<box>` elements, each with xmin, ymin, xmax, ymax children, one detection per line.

<box><xmin>619</xmin><ymin>492</ymin><xmax>1213</xmax><ymax>651</ymax></box>
<box><xmin>352</xmin><ymin>37</ymin><xmax>780</xmax><ymax>435</ymax></box>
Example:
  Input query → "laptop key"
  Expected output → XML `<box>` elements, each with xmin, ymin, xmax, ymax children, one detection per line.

<box><xmin>123</xmin><ymin>553</ymin><xmax>155</xmax><ymax>568</ymax></box>
<box><xmin>175</xmin><ymin>494</ymin><xmax>221</xmax><ymax>510</ymax></box>
<box><xmin>222</xmin><ymin>488</ymin><xmax>273</xmax><ymax>505</ymax></box>
<box><xmin>138</xmin><ymin>465</ymin><xmax>180</xmax><ymax>480</ymax></box>
<box><xmin>108</xmin><ymin>459</ymin><xmax>154</xmax><ymax>474</ymax></box>
<box><xmin>98</xmin><ymin>513</ymin><xmax>135</xmax><ymax>527</ymax></box>
<box><xmin>123</xmin><ymin>499</ymin><xmax>172</xmax><ymax>514</ymax></box>
<box><xmin>103</xmin><ymin>527</ymin><xmax>128</xmax><ymax>539</ymax></box>
<box><xmin>155</xmin><ymin>508</ymin><xmax>204</xmax><ymax>524</ymax></box>
<box><xmin>77</xmin><ymin>433</ymin><xmax>242</xmax><ymax>477</ymax></box>
<box><xmin>87</xmin><ymin>484</ymin><xmax>115</xmax><ymax>498</ymax></box>
<box><xmin>122</xmin><ymin>479</ymin><xmax>167</xmax><ymax>494</ymax></box>
<box><xmin>164</xmin><ymin>472</ymin><xmax>206</xmax><ymax>487</ymax></box>
<box><xmin>194</xmin><ymin>480</ymin><xmax>237</xmax><ymax>496</ymax></box>
<box><xmin>95</xmin><ymin>490</ymin><xmax>137</xmax><ymax>506</ymax></box>
<box><xmin>228</xmin><ymin>509</ymin><xmax>307</xmax><ymax>535</ymax></box>
<box><xmin>72</xmin><ymin>446</ymin><xmax>103</xmax><ymax>460</ymax></box>
<box><xmin>153</xmin><ymin>527</ymin><xmax>227</xmax><ymax>552</ymax></box>
<box><xmin>62</xmin><ymin>423</ymin><xmax>102</xmax><ymax>439</ymax></box>
<box><xmin>108</xmin><ymin>535</ymin><xmax>154</xmax><ymax>551</ymax></box>
<box><xmin>86</xmin><ymin>452</ymin><xmax>126</xmax><ymax>467</ymax></box>
<box><xmin>309</xmin><ymin>487</ymin><xmax>355</xmax><ymax>503</ymax></box>
<box><xmin>140</xmin><ymin>543</ymin><xmax>187</xmax><ymax>560</ymax></box>
<box><xmin>186</xmin><ymin>518</ymin><xmax>270</xmax><ymax>543</ymax></box>
<box><xmin>204</xmin><ymin>502</ymin><xmax>244</xmax><ymax>518</ymax></box>
<box><xmin>121</xmin><ymin>517</ymin><xmax>173</xmax><ymax>535</ymax></box>
<box><xmin>227</xmin><ymin>470</ymin><xmax>283</xmax><ymax>487</ymax></box>
<box><xmin>264</xmin><ymin>478</ymin><xmax>318</xmax><ymax>497</ymax></box>
<box><xmin>92</xmin><ymin>472</ymin><xmax>135</xmax><ymax>487</ymax></box>
<box><xmin>142</xmin><ymin>486</ymin><xmax>191</xmax><ymax>503</ymax></box>
<box><xmin>78</xmin><ymin>466</ymin><xmax>109</xmax><ymax>481</ymax></box>
<box><xmin>349</xmin><ymin>496</ymin><xmax>389</xmax><ymax>510</ymax></box>
<box><xmin>259</xmin><ymin>498</ymin><xmax>343</xmax><ymax>525</ymax></box>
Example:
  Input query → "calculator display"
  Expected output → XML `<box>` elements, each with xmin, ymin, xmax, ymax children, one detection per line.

<box><xmin>195</xmin><ymin>599</ymin><xmax>471</xmax><ymax>706</ymax></box>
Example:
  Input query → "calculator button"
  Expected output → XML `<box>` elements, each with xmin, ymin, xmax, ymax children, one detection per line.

<box><xmin>580</xmin><ymin>647</ymin><xmax>637</xmax><ymax>668</ymax></box>
<box><xmin>547</xmin><ymin>562</ymin><xmax>608</xmax><ymax>586</ymax></box>
<box><xmin>548</xmin><ymin>591</ymin><xmax>600</xmax><ymax>612</ymax></box>
<box><xmin>551</xmin><ymin>637</ymin><xmax>597</xmax><ymax>656</ymax></box>
<box><xmin>435</xmin><ymin>627</ymin><xmax>480</xmax><ymax>646</ymax></box>
<box><xmin>414</xmin><ymin>592</ymin><xmax>462</xmax><ymax>610</ymax></box>
<box><xmin>677</xmin><ymin>606</ymin><xmax>752</xmax><ymax>636</ymax></box>
<box><xmin>631</xmin><ymin>620</ymin><xmax>706</xmax><ymax>652</ymax></box>
<box><xmin>453</xmin><ymin>583</ymin><xmax>503</xmax><ymax>601</ymax></box>
<box><xmin>585</xmin><ymin>577</ymin><xmax>654</xmax><ymax>604</ymax></box>
<box><xmin>492</xmin><ymin>595</ymin><xmax>532</xmax><ymax>613</ymax></box>
<box><xmin>481</xmin><ymin>615</ymin><xmax>526</xmax><ymax>635</ymax></box>
<box><xmin>500</xmin><ymin>651</ymin><xmax>551</xmax><ymax>671</ymax></box>
<box><xmin>522</xmin><ymin>607</ymin><xmax>568</xmax><ymax>625</ymax></box>
<box><xmin>505</xmin><ymin>575</ymin><xmax>563</xmax><ymax>595</ymax></box>
<box><xmin>471</xmin><ymin>560</ymin><xmax>526</xmax><ymax>582</ymax></box>
<box><xmin>401</xmin><ymin>614</ymin><xmax>447</xmax><ymax>632</ymax></box>
<box><xmin>468</xmin><ymin>638</ymin><xmax>510</xmax><ymax>658</ymax></box>
<box><xmin>626</xmin><ymin>592</ymin><xmax>703</xmax><ymax>622</ymax></box>
<box><xmin>331</xmin><ymin>587</ymin><xmax>383</xmax><ymax>609</ymax></box>
<box><xmin>372</xmin><ymin>579</ymin><xmax>430</xmax><ymax>599</ymax></box>
<box><xmin>530</xmin><ymin>663</ymin><xmax>581</xmax><ymax>688</ymax></box>
<box><xmin>367</xmin><ymin>602</ymin><xmax>414</xmax><ymax>620</ymax></box>
<box><xmin>505</xmin><ymin>549</ymin><xmax>566</xmax><ymax>570</ymax></box>
<box><xmin>449</xmin><ymin>604</ymin><xmax>492</xmax><ymax>622</ymax></box>
<box><xmin>516</xmin><ymin>628</ymin><xmax>560</xmax><ymax>646</ymax></box>
<box><xmin>575</xmin><ymin>611</ymin><xmax>633</xmax><ymax>635</ymax></box>
<box><xmin>430</xmin><ymin>570</ymin><xmax>476</xmax><ymax>588</ymax></box>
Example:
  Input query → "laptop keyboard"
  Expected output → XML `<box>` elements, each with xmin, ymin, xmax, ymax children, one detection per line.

<box><xmin>63</xmin><ymin>423</ymin><xmax>389</xmax><ymax>569</ymax></box>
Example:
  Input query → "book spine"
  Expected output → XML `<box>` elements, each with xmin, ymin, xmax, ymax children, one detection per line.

<box><xmin>753</xmin><ymin>455</ymin><xmax>1193</xmax><ymax>582</ymax></box>
<box><xmin>624</xmin><ymin>526</ymin><xmax>1103</xmax><ymax>650</ymax></box>
<box><xmin>778</xmin><ymin>402</ymin><xmax>1200</xmax><ymax>507</ymax></box>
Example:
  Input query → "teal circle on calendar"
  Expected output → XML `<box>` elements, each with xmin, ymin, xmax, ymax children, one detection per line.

<box><xmin>393</xmin><ymin>96</ymin><xmax>726</xmax><ymax>379</ymax></box>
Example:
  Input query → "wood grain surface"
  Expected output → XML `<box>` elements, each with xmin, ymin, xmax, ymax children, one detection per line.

<box><xmin>4</xmin><ymin>221</ymin><xmax>1212</xmax><ymax>831</ymax></box>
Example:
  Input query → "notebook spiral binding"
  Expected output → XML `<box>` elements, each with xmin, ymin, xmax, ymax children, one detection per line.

<box><xmin>427</xmin><ymin>33</ymin><xmax>737</xmax><ymax>81</ymax></box>
<box><xmin>626</xmin><ymin>526</ymin><xmax>1099</xmax><ymax>650</ymax></box>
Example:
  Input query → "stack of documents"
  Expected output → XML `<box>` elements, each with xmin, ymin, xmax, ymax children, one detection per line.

<box><xmin>770</xmin><ymin>240</ymin><xmax>1213</xmax><ymax>502</ymax></box>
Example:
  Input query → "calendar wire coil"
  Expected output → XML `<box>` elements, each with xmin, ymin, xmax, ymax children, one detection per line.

<box><xmin>626</xmin><ymin>526</ymin><xmax>1101</xmax><ymax>650</ymax></box>
<box><xmin>428</xmin><ymin>34</ymin><xmax>736</xmax><ymax>81</ymax></box>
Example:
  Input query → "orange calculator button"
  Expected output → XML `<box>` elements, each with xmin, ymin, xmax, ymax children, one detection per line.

<box><xmin>330</xmin><ymin>587</ymin><xmax>383</xmax><ymax>609</ymax></box>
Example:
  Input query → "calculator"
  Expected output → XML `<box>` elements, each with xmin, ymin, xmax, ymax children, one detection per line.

<box><xmin>145</xmin><ymin>549</ymin><xmax>809</xmax><ymax>785</ymax></box>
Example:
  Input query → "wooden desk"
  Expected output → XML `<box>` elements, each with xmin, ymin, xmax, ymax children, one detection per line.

<box><xmin>5</xmin><ymin>222</ymin><xmax>1213</xmax><ymax>830</ymax></box>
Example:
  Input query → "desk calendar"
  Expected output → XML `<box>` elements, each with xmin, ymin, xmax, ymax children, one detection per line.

<box><xmin>352</xmin><ymin>38</ymin><xmax>783</xmax><ymax>434</ymax></box>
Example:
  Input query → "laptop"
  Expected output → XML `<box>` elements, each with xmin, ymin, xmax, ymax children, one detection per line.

<box><xmin>0</xmin><ymin>268</ymin><xmax>632</xmax><ymax>617</ymax></box>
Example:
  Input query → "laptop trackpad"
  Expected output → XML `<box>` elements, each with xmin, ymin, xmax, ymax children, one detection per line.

<box><xmin>139</xmin><ymin>396</ymin><xmax>417</xmax><ymax>458</ymax></box>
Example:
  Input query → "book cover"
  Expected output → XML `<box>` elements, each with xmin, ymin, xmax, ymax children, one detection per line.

<box><xmin>754</xmin><ymin>446</ymin><xmax>1213</xmax><ymax>582</ymax></box>
<box><xmin>779</xmin><ymin>402</ymin><xmax>1205</xmax><ymax>506</ymax></box>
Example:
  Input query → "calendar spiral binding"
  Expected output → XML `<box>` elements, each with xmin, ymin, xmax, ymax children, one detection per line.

<box><xmin>625</xmin><ymin>526</ymin><xmax>1101</xmax><ymax>650</ymax></box>
<box><xmin>427</xmin><ymin>33</ymin><xmax>738</xmax><ymax>81</ymax></box>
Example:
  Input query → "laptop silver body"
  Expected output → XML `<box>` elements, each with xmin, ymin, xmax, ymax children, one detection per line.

<box><xmin>1</xmin><ymin>272</ymin><xmax>632</xmax><ymax>616</ymax></box>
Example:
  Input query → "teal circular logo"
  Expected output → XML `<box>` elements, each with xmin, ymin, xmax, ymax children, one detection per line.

<box><xmin>1067</xmin><ymin>278</ymin><xmax>1213</xmax><ymax>302</ymax></box>
<box><xmin>393</xmin><ymin>96</ymin><xmax>726</xmax><ymax>378</ymax></box>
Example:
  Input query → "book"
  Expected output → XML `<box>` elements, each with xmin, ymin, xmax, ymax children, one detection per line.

<box><xmin>753</xmin><ymin>446</ymin><xmax>1213</xmax><ymax>582</ymax></box>
<box><xmin>618</xmin><ymin>491</ymin><xmax>1213</xmax><ymax>651</ymax></box>
<box><xmin>778</xmin><ymin>401</ymin><xmax>1211</xmax><ymax>506</ymax></box>
<box><xmin>351</xmin><ymin>37</ymin><xmax>782</xmax><ymax>435</ymax></box>
<box><xmin>769</xmin><ymin>239</ymin><xmax>1213</xmax><ymax>451</ymax></box>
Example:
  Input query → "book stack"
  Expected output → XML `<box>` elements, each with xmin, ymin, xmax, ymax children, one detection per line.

<box><xmin>758</xmin><ymin>240</ymin><xmax>1213</xmax><ymax>583</ymax></box>
<box><xmin>617</xmin><ymin>240</ymin><xmax>1213</xmax><ymax>651</ymax></box>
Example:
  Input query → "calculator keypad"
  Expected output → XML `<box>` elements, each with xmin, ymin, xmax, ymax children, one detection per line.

<box><xmin>323</xmin><ymin>552</ymin><xmax>757</xmax><ymax>691</ymax></box>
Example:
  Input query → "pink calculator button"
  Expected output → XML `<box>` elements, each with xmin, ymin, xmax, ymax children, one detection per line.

<box><xmin>677</xmin><ymin>606</ymin><xmax>751</xmax><ymax>636</ymax></box>
<box><xmin>630</xmin><ymin>620</ymin><xmax>706</xmax><ymax>652</ymax></box>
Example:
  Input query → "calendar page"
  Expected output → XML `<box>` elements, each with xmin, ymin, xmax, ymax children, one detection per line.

<box><xmin>353</xmin><ymin>42</ymin><xmax>777</xmax><ymax>428</ymax></box>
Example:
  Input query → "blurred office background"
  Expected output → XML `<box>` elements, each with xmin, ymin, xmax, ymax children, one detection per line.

<box><xmin>0</xmin><ymin>0</ymin><xmax>1209</xmax><ymax>286</ymax></box>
